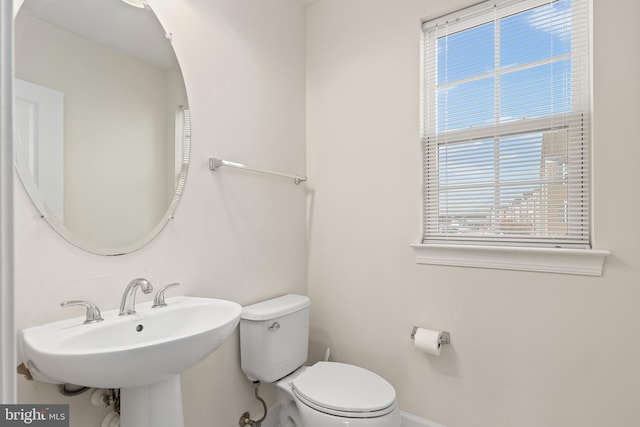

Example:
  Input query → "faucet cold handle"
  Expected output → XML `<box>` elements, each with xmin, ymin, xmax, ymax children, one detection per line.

<box><xmin>61</xmin><ymin>300</ymin><xmax>104</xmax><ymax>324</ymax></box>
<box><xmin>152</xmin><ymin>283</ymin><xmax>180</xmax><ymax>308</ymax></box>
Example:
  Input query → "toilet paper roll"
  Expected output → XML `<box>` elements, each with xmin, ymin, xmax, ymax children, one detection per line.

<box><xmin>413</xmin><ymin>328</ymin><xmax>442</xmax><ymax>356</ymax></box>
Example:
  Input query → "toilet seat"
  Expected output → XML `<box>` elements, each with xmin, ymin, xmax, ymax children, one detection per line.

<box><xmin>291</xmin><ymin>362</ymin><xmax>397</xmax><ymax>418</ymax></box>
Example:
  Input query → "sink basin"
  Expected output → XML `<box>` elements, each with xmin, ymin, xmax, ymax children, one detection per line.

<box><xmin>19</xmin><ymin>296</ymin><xmax>242</xmax><ymax>389</ymax></box>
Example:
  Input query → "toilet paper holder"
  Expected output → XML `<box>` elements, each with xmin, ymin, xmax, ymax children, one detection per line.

<box><xmin>410</xmin><ymin>326</ymin><xmax>450</xmax><ymax>346</ymax></box>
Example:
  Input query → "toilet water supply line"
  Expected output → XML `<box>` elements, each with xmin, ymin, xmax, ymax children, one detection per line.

<box><xmin>239</xmin><ymin>382</ymin><xmax>267</xmax><ymax>427</ymax></box>
<box><xmin>238</xmin><ymin>347</ymin><xmax>331</xmax><ymax>427</ymax></box>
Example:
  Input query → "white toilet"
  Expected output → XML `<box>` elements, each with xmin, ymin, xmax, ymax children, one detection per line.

<box><xmin>240</xmin><ymin>294</ymin><xmax>401</xmax><ymax>427</ymax></box>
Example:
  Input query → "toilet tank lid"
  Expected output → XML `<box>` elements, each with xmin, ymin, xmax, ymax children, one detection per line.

<box><xmin>241</xmin><ymin>294</ymin><xmax>310</xmax><ymax>321</ymax></box>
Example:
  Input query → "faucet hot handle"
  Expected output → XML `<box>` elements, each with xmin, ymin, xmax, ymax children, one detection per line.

<box><xmin>152</xmin><ymin>282</ymin><xmax>180</xmax><ymax>308</ymax></box>
<box><xmin>61</xmin><ymin>300</ymin><xmax>104</xmax><ymax>324</ymax></box>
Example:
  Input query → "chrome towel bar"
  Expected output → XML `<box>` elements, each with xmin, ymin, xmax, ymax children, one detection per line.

<box><xmin>209</xmin><ymin>157</ymin><xmax>307</xmax><ymax>185</ymax></box>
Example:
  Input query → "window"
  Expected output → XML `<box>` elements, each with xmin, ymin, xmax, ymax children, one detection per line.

<box><xmin>421</xmin><ymin>0</ymin><xmax>591</xmax><ymax>249</ymax></box>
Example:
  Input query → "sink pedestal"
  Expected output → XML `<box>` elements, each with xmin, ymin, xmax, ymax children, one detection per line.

<box><xmin>120</xmin><ymin>375</ymin><xmax>184</xmax><ymax>427</ymax></box>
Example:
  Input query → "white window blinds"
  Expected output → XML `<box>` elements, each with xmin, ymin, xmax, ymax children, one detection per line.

<box><xmin>421</xmin><ymin>0</ymin><xmax>590</xmax><ymax>248</ymax></box>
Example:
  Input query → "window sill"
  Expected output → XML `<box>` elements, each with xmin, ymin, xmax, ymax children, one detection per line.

<box><xmin>410</xmin><ymin>244</ymin><xmax>610</xmax><ymax>276</ymax></box>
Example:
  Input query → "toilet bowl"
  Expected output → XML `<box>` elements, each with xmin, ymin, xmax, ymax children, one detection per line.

<box><xmin>276</xmin><ymin>362</ymin><xmax>400</xmax><ymax>427</ymax></box>
<box><xmin>239</xmin><ymin>294</ymin><xmax>401</xmax><ymax>427</ymax></box>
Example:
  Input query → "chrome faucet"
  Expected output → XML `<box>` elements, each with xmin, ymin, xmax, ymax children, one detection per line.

<box><xmin>119</xmin><ymin>278</ymin><xmax>153</xmax><ymax>316</ymax></box>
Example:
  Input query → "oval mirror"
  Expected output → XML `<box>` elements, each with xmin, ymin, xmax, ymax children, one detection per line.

<box><xmin>14</xmin><ymin>0</ymin><xmax>190</xmax><ymax>255</ymax></box>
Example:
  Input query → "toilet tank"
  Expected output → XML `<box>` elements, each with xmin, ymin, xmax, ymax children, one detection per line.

<box><xmin>240</xmin><ymin>294</ymin><xmax>310</xmax><ymax>383</ymax></box>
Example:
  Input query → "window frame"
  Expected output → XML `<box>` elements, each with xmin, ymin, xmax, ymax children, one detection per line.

<box><xmin>413</xmin><ymin>0</ymin><xmax>609</xmax><ymax>275</ymax></box>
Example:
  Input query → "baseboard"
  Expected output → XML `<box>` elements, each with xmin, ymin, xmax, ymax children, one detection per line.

<box><xmin>265</xmin><ymin>404</ymin><xmax>446</xmax><ymax>427</ymax></box>
<box><xmin>400</xmin><ymin>411</ymin><xmax>447</xmax><ymax>427</ymax></box>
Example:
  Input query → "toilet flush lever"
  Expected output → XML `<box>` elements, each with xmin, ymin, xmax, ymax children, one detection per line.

<box><xmin>268</xmin><ymin>322</ymin><xmax>280</xmax><ymax>331</ymax></box>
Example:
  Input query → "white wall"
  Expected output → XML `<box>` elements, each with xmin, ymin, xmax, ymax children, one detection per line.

<box><xmin>14</xmin><ymin>0</ymin><xmax>306</xmax><ymax>425</ymax></box>
<box><xmin>306</xmin><ymin>1</ymin><xmax>640</xmax><ymax>426</ymax></box>
<box><xmin>14</xmin><ymin>0</ymin><xmax>640</xmax><ymax>426</ymax></box>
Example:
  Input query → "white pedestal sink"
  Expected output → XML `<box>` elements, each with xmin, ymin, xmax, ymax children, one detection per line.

<box><xmin>19</xmin><ymin>296</ymin><xmax>242</xmax><ymax>427</ymax></box>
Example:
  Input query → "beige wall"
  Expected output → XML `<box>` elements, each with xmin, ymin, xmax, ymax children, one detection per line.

<box><xmin>306</xmin><ymin>1</ymin><xmax>640</xmax><ymax>426</ymax></box>
<box><xmin>14</xmin><ymin>0</ymin><xmax>306</xmax><ymax>425</ymax></box>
